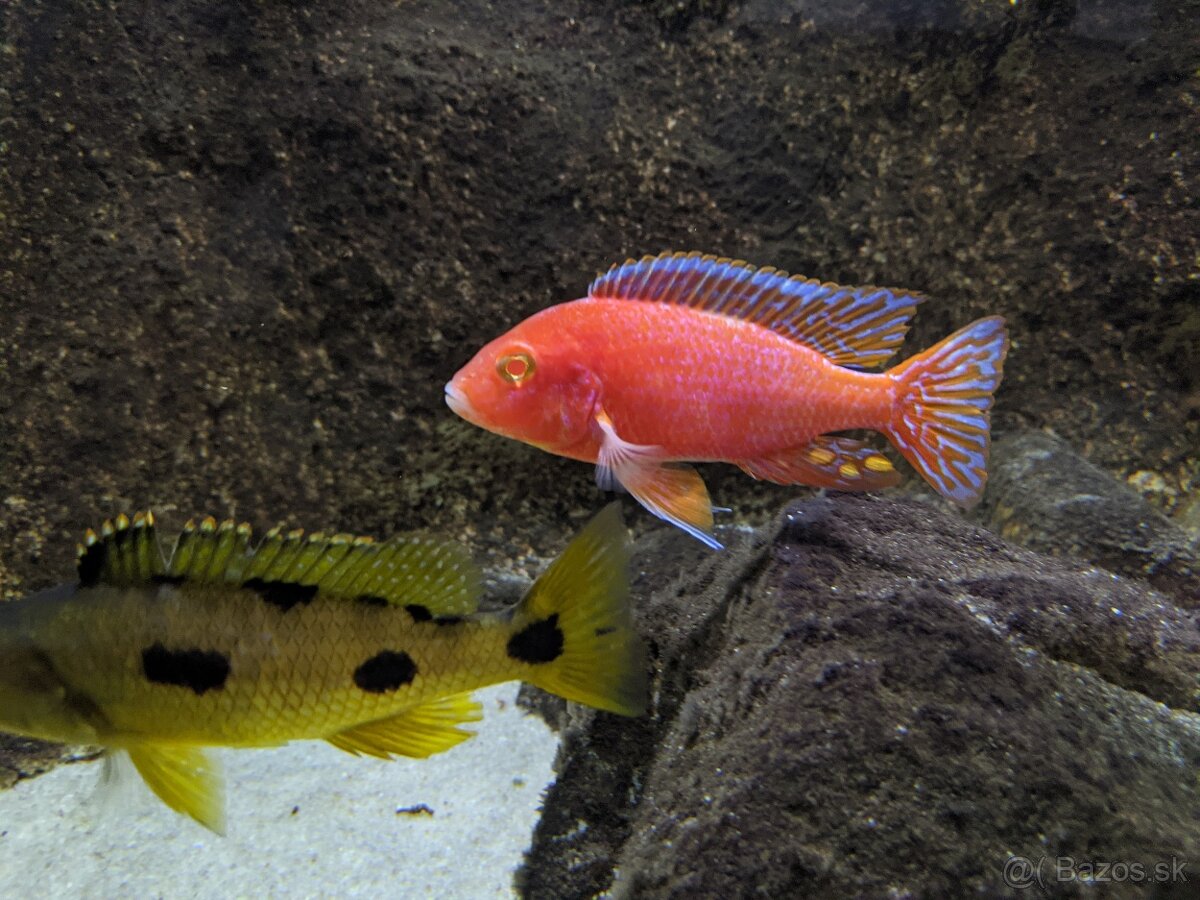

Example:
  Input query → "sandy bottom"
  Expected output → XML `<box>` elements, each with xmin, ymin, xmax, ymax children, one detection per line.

<box><xmin>0</xmin><ymin>684</ymin><xmax>558</xmax><ymax>897</ymax></box>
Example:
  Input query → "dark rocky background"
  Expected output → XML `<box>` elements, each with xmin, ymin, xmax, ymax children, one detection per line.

<box><xmin>1</xmin><ymin>0</ymin><xmax>1196</xmax><ymax>580</ymax></box>
<box><xmin>1</xmin><ymin>0</ymin><xmax>1198</xmax><ymax>894</ymax></box>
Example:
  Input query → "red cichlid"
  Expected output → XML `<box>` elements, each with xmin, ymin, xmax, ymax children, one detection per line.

<box><xmin>446</xmin><ymin>252</ymin><xmax>1009</xmax><ymax>549</ymax></box>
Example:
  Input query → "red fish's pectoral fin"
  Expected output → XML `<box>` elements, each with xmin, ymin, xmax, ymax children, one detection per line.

<box><xmin>326</xmin><ymin>693</ymin><xmax>483</xmax><ymax>760</ymax></box>
<box><xmin>594</xmin><ymin>411</ymin><xmax>721</xmax><ymax>549</ymax></box>
<box><xmin>738</xmin><ymin>436</ymin><xmax>902</xmax><ymax>492</ymax></box>
<box><xmin>125</xmin><ymin>743</ymin><xmax>225</xmax><ymax>834</ymax></box>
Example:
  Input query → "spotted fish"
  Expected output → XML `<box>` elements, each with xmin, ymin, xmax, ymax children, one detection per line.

<box><xmin>0</xmin><ymin>506</ymin><xmax>645</xmax><ymax>832</ymax></box>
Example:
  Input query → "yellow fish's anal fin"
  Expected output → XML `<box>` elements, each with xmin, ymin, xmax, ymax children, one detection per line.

<box><xmin>125</xmin><ymin>743</ymin><xmax>225</xmax><ymax>834</ymax></box>
<box><xmin>738</xmin><ymin>435</ymin><xmax>901</xmax><ymax>491</ymax></box>
<box><xmin>594</xmin><ymin>411</ymin><xmax>720</xmax><ymax>550</ymax></box>
<box><xmin>512</xmin><ymin>504</ymin><xmax>647</xmax><ymax>716</ymax></box>
<box><xmin>76</xmin><ymin>512</ymin><xmax>167</xmax><ymax>587</ymax></box>
<box><xmin>166</xmin><ymin>520</ymin><xmax>483</xmax><ymax>615</ymax></box>
<box><xmin>326</xmin><ymin>693</ymin><xmax>483</xmax><ymax>759</ymax></box>
<box><xmin>588</xmin><ymin>251</ymin><xmax>923</xmax><ymax>368</ymax></box>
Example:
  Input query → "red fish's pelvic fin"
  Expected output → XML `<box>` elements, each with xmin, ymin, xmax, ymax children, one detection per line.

<box><xmin>738</xmin><ymin>436</ymin><xmax>901</xmax><ymax>491</ymax></box>
<box><xmin>593</xmin><ymin>410</ymin><xmax>721</xmax><ymax>549</ymax></box>
<box><xmin>589</xmin><ymin>251</ymin><xmax>924</xmax><ymax>368</ymax></box>
<box><xmin>886</xmin><ymin>316</ymin><xmax>1009</xmax><ymax>507</ymax></box>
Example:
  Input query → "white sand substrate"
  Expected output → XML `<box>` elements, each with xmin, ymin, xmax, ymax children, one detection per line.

<box><xmin>0</xmin><ymin>684</ymin><xmax>559</xmax><ymax>898</ymax></box>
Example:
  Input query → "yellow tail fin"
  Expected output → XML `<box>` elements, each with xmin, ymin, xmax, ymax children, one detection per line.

<box><xmin>508</xmin><ymin>504</ymin><xmax>647</xmax><ymax>716</ymax></box>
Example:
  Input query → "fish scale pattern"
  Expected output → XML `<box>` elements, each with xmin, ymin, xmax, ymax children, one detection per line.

<box><xmin>36</xmin><ymin>579</ymin><xmax>514</xmax><ymax>747</ymax></box>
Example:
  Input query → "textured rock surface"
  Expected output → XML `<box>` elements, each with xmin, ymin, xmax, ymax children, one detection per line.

<box><xmin>519</xmin><ymin>496</ymin><xmax>1200</xmax><ymax>898</ymax></box>
<box><xmin>980</xmin><ymin>431</ymin><xmax>1199</xmax><ymax>604</ymax></box>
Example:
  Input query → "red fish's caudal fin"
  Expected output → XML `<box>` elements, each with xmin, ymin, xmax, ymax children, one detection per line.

<box><xmin>886</xmin><ymin>316</ymin><xmax>1009</xmax><ymax>507</ymax></box>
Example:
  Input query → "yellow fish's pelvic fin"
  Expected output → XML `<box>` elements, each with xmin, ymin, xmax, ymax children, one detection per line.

<box><xmin>166</xmin><ymin>519</ymin><xmax>483</xmax><ymax>615</ymax></box>
<box><xmin>886</xmin><ymin>316</ymin><xmax>1009</xmax><ymax>508</ymax></box>
<box><xmin>326</xmin><ymin>693</ymin><xmax>483</xmax><ymax>759</ymax></box>
<box><xmin>594</xmin><ymin>410</ymin><xmax>719</xmax><ymax>550</ymax></box>
<box><xmin>510</xmin><ymin>504</ymin><xmax>647</xmax><ymax>717</ymax></box>
<box><xmin>76</xmin><ymin>512</ymin><xmax>167</xmax><ymax>587</ymax></box>
<box><xmin>588</xmin><ymin>251</ymin><xmax>924</xmax><ymax>369</ymax></box>
<box><xmin>738</xmin><ymin>435</ymin><xmax>901</xmax><ymax>492</ymax></box>
<box><xmin>125</xmin><ymin>743</ymin><xmax>225</xmax><ymax>834</ymax></box>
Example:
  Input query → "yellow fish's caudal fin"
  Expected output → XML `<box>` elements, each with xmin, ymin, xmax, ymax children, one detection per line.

<box><xmin>594</xmin><ymin>410</ymin><xmax>721</xmax><ymax>550</ymax></box>
<box><xmin>508</xmin><ymin>504</ymin><xmax>648</xmax><ymax>717</ymax></box>
<box><xmin>125</xmin><ymin>743</ymin><xmax>225</xmax><ymax>834</ymax></box>
<box><xmin>886</xmin><ymin>316</ymin><xmax>1009</xmax><ymax>507</ymax></box>
<box><xmin>326</xmin><ymin>693</ymin><xmax>483</xmax><ymax>759</ymax></box>
<box><xmin>738</xmin><ymin>435</ymin><xmax>901</xmax><ymax>492</ymax></box>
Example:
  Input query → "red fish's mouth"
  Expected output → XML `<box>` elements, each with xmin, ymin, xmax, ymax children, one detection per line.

<box><xmin>444</xmin><ymin>382</ymin><xmax>479</xmax><ymax>423</ymax></box>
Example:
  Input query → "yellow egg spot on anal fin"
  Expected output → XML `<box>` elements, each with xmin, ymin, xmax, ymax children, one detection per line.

<box><xmin>807</xmin><ymin>447</ymin><xmax>837</xmax><ymax>466</ymax></box>
<box><xmin>865</xmin><ymin>454</ymin><xmax>895</xmax><ymax>473</ymax></box>
<box><xmin>326</xmin><ymin>693</ymin><xmax>482</xmax><ymax>759</ymax></box>
<box><xmin>125</xmin><ymin>743</ymin><xmax>225</xmax><ymax>834</ymax></box>
<box><xmin>739</xmin><ymin>436</ymin><xmax>902</xmax><ymax>493</ymax></box>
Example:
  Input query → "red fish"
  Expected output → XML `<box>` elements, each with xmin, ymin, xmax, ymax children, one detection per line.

<box><xmin>446</xmin><ymin>252</ymin><xmax>1009</xmax><ymax>548</ymax></box>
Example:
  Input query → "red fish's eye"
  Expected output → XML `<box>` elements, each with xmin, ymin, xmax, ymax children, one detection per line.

<box><xmin>497</xmin><ymin>352</ymin><xmax>536</xmax><ymax>385</ymax></box>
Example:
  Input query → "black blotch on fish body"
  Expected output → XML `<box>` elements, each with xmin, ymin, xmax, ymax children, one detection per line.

<box><xmin>77</xmin><ymin>541</ymin><xmax>106</xmax><ymax>587</ymax></box>
<box><xmin>405</xmin><ymin>604</ymin><xmax>462</xmax><ymax>626</ymax></box>
<box><xmin>356</xmin><ymin>594</ymin><xmax>389</xmax><ymax>608</ymax></box>
<box><xmin>243</xmin><ymin>577</ymin><xmax>318</xmax><ymax>612</ymax></box>
<box><xmin>151</xmin><ymin>573</ymin><xmax>188</xmax><ymax>586</ymax></box>
<box><xmin>354</xmin><ymin>650</ymin><xmax>418</xmax><ymax>693</ymax></box>
<box><xmin>507</xmin><ymin>613</ymin><xmax>564</xmax><ymax>664</ymax></box>
<box><xmin>142</xmin><ymin>643</ymin><xmax>231</xmax><ymax>695</ymax></box>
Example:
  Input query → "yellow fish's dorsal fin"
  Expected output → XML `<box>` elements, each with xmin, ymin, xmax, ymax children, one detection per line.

<box><xmin>326</xmin><ymin>692</ymin><xmax>483</xmax><ymax>759</ymax></box>
<box><xmin>588</xmin><ymin>251</ymin><xmax>924</xmax><ymax>369</ymax></box>
<box><xmin>167</xmin><ymin>516</ymin><xmax>255</xmax><ymax>583</ymax></box>
<box><xmin>124</xmin><ymin>744</ymin><xmax>225</xmax><ymax>834</ymax></box>
<box><xmin>165</xmin><ymin>519</ymin><xmax>483</xmax><ymax>616</ymax></box>
<box><xmin>76</xmin><ymin>512</ymin><xmax>167</xmax><ymax>587</ymax></box>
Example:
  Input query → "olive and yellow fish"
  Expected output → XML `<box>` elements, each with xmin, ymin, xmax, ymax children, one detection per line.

<box><xmin>446</xmin><ymin>251</ymin><xmax>1009</xmax><ymax>548</ymax></box>
<box><xmin>0</xmin><ymin>505</ymin><xmax>645</xmax><ymax>832</ymax></box>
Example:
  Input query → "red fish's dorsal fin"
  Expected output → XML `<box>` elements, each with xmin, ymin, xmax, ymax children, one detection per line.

<box><xmin>588</xmin><ymin>251</ymin><xmax>924</xmax><ymax>369</ymax></box>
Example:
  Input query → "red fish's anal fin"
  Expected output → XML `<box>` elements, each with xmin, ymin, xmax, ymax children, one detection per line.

<box><xmin>588</xmin><ymin>251</ymin><xmax>924</xmax><ymax>368</ymax></box>
<box><xmin>594</xmin><ymin>410</ymin><xmax>720</xmax><ymax>549</ymax></box>
<box><xmin>886</xmin><ymin>316</ymin><xmax>1009</xmax><ymax>507</ymax></box>
<box><xmin>738</xmin><ymin>436</ymin><xmax>901</xmax><ymax>491</ymax></box>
